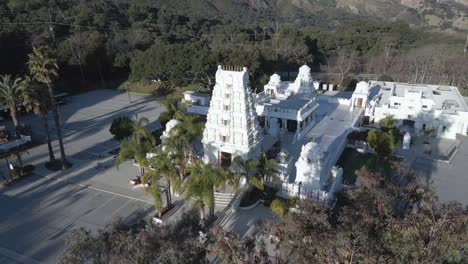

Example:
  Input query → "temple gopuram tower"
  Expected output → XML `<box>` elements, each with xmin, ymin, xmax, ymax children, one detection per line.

<box><xmin>202</xmin><ymin>65</ymin><xmax>262</xmax><ymax>167</ymax></box>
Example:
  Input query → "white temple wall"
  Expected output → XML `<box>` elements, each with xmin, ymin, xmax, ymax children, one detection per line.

<box><xmin>369</xmin><ymin>107</ymin><xmax>468</xmax><ymax>139</ymax></box>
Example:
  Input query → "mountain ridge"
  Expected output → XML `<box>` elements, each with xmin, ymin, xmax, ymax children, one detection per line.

<box><xmin>161</xmin><ymin>0</ymin><xmax>468</xmax><ymax>31</ymax></box>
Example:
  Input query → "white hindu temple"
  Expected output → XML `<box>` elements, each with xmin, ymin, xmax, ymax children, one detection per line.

<box><xmin>202</xmin><ymin>66</ymin><xmax>263</xmax><ymax>167</ymax></box>
<box><xmin>196</xmin><ymin>65</ymin><xmax>468</xmax><ymax>203</ymax></box>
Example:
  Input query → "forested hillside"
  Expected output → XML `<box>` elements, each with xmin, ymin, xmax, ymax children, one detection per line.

<box><xmin>0</xmin><ymin>0</ymin><xmax>467</xmax><ymax>93</ymax></box>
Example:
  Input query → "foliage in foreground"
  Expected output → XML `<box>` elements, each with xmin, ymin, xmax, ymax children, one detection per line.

<box><xmin>59</xmin><ymin>163</ymin><xmax>468</xmax><ymax>264</ymax></box>
<box><xmin>270</xmin><ymin>163</ymin><xmax>468</xmax><ymax>263</ymax></box>
<box><xmin>58</xmin><ymin>210</ymin><xmax>206</xmax><ymax>264</ymax></box>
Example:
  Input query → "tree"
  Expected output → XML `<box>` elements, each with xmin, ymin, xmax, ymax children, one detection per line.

<box><xmin>259</xmin><ymin>152</ymin><xmax>279</xmax><ymax>185</ymax></box>
<box><xmin>268</xmin><ymin>164</ymin><xmax>468</xmax><ymax>263</ymax></box>
<box><xmin>115</xmin><ymin>117</ymin><xmax>156</xmax><ymax>177</ymax></box>
<box><xmin>142</xmin><ymin>148</ymin><xmax>178</xmax><ymax>210</ymax></box>
<box><xmin>161</xmin><ymin>93</ymin><xmax>184</xmax><ymax>120</ymax></box>
<box><xmin>59</xmin><ymin>210</ymin><xmax>206</xmax><ymax>264</ymax></box>
<box><xmin>379</xmin><ymin>114</ymin><xmax>395</xmax><ymax>128</ymax></box>
<box><xmin>271</xmin><ymin>199</ymin><xmax>288</xmax><ymax>218</ymax></box>
<box><xmin>22</xmin><ymin>76</ymin><xmax>55</xmax><ymax>162</ymax></box>
<box><xmin>28</xmin><ymin>46</ymin><xmax>69</xmax><ymax>168</ymax></box>
<box><xmin>367</xmin><ymin>129</ymin><xmax>395</xmax><ymax>159</ymax></box>
<box><xmin>323</xmin><ymin>49</ymin><xmax>358</xmax><ymax>89</ymax></box>
<box><xmin>109</xmin><ymin>116</ymin><xmax>135</xmax><ymax>141</ymax></box>
<box><xmin>184</xmin><ymin>161</ymin><xmax>226</xmax><ymax>219</ymax></box>
<box><xmin>233</xmin><ymin>156</ymin><xmax>263</xmax><ymax>191</ymax></box>
<box><xmin>0</xmin><ymin>74</ymin><xmax>23</xmax><ymax>131</ymax></box>
<box><xmin>209</xmin><ymin>226</ymin><xmax>270</xmax><ymax>264</ymax></box>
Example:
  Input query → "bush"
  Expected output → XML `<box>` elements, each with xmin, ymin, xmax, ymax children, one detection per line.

<box><xmin>271</xmin><ymin>199</ymin><xmax>288</xmax><ymax>218</ymax></box>
<box><xmin>21</xmin><ymin>164</ymin><xmax>35</xmax><ymax>176</ymax></box>
<box><xmin>109</xmin><ymin>117</ymin><xmax>134</xmax><ymax>141</ymax></box>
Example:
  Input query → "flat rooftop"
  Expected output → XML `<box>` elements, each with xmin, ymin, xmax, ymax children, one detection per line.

<box><xmin>370</xmin><ymin>81</ymin><xmax>468</xmax><ymax>112</ymax></box>
<box><xmin>283</xmin><ymin>102</ymin><xmax>361</xmax><ymax>183</ymax></box>
<box><xmin>264</xmin><ymin>94</ymin><xmax>313</xmax><ymax>111</ymax></box>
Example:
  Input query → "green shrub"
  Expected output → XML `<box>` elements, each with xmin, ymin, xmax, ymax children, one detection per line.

<box><xmin>109</xmin><ymin>117</ymin><xmax>135</xmax><ymax>141</ymax></box>
<box><xmin>271</xmin><ymin>199</ymin><xmax>288</xmax><ymax>218</ymax></box>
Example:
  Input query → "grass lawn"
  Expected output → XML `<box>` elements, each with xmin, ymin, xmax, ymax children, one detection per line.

<box><xmin>336</xmin><ymin>148</ymin><xmax>400</xmax><ymax>185</ymax></box>
<box><xmin>117</xmin><ymin>82</ymin><xmax>160</xmax><ymax>94</ymax></box>
<box><xmin>336</xmin><ymin>148</ymin><xmax>375</xmax><ymax>185</ymax></box>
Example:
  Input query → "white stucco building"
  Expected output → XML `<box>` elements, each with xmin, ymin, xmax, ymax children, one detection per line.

<box><xmin>202</xmin><ymin>66</ymin><xmax>263</xmax><ymax>166</ymax></box>
<box><xmin>365</xmin><ymin>81</ymin><xmax>468</xmax><ymax>139</ymax></box>
<box><xmin>256</xmin><ymin>65</ymin><xmax>319</xmax><ymax>143</ymax></box>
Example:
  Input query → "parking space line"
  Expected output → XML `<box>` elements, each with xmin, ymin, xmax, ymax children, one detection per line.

<box><xmin>0</xmin><ymin>246</ymin><xmax>42</xmax><ymax>264</ymax></box>
<box><xmin>32</xmin><ymin>171</ymin><xmax>153</xmax><ymax>205</ymax></box>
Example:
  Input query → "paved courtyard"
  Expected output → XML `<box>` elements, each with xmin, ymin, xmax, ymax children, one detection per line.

<box><xmin>412</xmin><ymin>136</ymin><xmax>468</xmax><ymax>206</ymax></box>
<box><xmin>0</xmin><ymin>90</ymin><xmax>164</xmax><ymax>263</ymax></box>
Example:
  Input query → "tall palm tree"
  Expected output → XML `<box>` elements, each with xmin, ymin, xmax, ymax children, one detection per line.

<box><xmin>0</xmin><ymin>74</ymin><xmax>23</xmax><ymax>131</ymax></box>
<box><xmin>142</xmin><ymin>148</ymin><xmax>178</xmax><ymax>210</ymax></box>
<box><xmin>27</xmin><ymin>46</ymin><xmax>68</xmax><ymax>167</ymax></box>
<box><xmin>162</xmin><ymin>93</ymin><xmax>184</xmax><ymax>118</ymax></box>
<box><xmin>115</xmin><ymin>117</ymin><xmax>156</xmax><ymax>177</ymax></box>
<box><xmin>233</xmin><ymin>156</ymin><xmax>263</xmax><ymax>191</ymax></box>
<box><xmin>164</xmin><ymin>134</ymin><xmax>189</xmax><ymax>185</ymax></box>
<box><xmin>115</xmin><ymin>137</ymin><xmax>152</xmax><ymax>177</ymax></box>
<box><xmin>184</xmin><ymin>161</ymin><xmax>226</xmax><ymax>219</ymax></box>
<box><xmin>22</xmin><ymin>76</ymin><xmax>56</xmax><ymax>162</ymax></box>
<box><xmin>172</xmin><ymin>111</ymin><xmax>205</xmax><ymax>162</ymax></box>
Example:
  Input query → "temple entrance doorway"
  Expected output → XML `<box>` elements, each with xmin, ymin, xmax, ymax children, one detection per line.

<box><xmin>287</xmin><ymin>120</ymin><xmax>297</xmax><ymax>132</ymax></box>
<box><xmin>357</xmin><ymin>98</ymin><xmax>363</xmax><ymax>108</ymax></box>
<box><xmin>220</xmin><ymin>152</ymin><xmax>232</xmax><ymax>168</ymax></box>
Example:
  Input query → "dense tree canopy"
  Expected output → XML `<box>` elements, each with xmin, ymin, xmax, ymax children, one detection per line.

<box><xmin>1</xmin><ymin>1</ymin><xmax>466</xmax><ymax>92</ymax></box>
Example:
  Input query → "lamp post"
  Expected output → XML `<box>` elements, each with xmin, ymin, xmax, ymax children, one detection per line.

<box><xmin>126</xmin><ymin>82</ymin><xmax>132</xmax><ymax>104</ymax></box>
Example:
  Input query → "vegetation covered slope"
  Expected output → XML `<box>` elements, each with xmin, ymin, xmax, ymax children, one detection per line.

<box><xmin>155</xmin><ymin>0</ymin><xmax>468</xmax><ymax>31</ymax></box>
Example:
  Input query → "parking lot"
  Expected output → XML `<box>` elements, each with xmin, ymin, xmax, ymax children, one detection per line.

<box><xmin>0</xmin><ymin>90</ymin><xmax>164</xmax><ymax>263</ymax></box>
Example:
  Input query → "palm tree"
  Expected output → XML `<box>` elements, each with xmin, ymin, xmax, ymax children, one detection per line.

<box><xmin>184</xmin><ymin>161</ymin><xmax>226</xmax><ymax>219</ymax></box>
<box><xmin>164</xmin><ymin>134</ymin><xmax>189</xmax><ymax>185</ymax></box>
<box><xmin>27</xmin><ymin>46</ymin><xmax>68</xmax><ymax>167</ymax></box>
<box><xmin>259</xmin><ymin>153</ymin><xmax>279</xmax><ymax>185</ymax></box>
<box><xmin>131</xmin><ymin>117</ymin><xmax>156</xmax><ymax>146</ymax></box>
<box><xmin>162</xmin><ymin>93</ymin><xmax>184</xmax><ymax>119</ymax></box>
<box><xmin>142</xmin><ymin>148</ymin><xmax>178</xmax><ymax>210</ymax></box>
<box><xmin>233</xmin><ymin>156</ymin><xmax>263</xmax><ymax>191</ymax></box>
<box><xmin>172</xmin><ymin>111</ymin><xmax>205</xmax><ymax>162</ymax></box>
<box><xmin>22</xmin><ymin>76</ymin><xmax>55</xmax><ymax>162</ymax></box>
<box><xmin>0</xmin><ymin>74</ymin><xmax>23</xmax><ymax>131</ymax></box>
<box><xmin>115</xmin><ymin>117</ymin><xmax>156</xmax><ymax>177</ymax></box>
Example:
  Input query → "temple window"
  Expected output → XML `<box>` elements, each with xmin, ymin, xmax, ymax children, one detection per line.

<box><xmin>221</xmin><ymin>135</ymin><xmax>228</xmax><ymax>143</ymax></box>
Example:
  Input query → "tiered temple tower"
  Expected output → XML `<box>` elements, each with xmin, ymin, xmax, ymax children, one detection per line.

<box><xmin>202</xmin><ymin>66</ymin><xmax>262</xmax><ymax>166</ymax></box>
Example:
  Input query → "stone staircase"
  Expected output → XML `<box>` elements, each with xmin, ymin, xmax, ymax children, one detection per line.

<box><xmin>214</xmin><ymin>191</ymin><xmax>235</xmax><ymax>207</ymax></box>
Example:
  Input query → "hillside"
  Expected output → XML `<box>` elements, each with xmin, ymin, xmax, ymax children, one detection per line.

<box><xmin>156</xmin><ymin>0</ymin><xmax>468</xmax><ymax>31</ymax></box>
